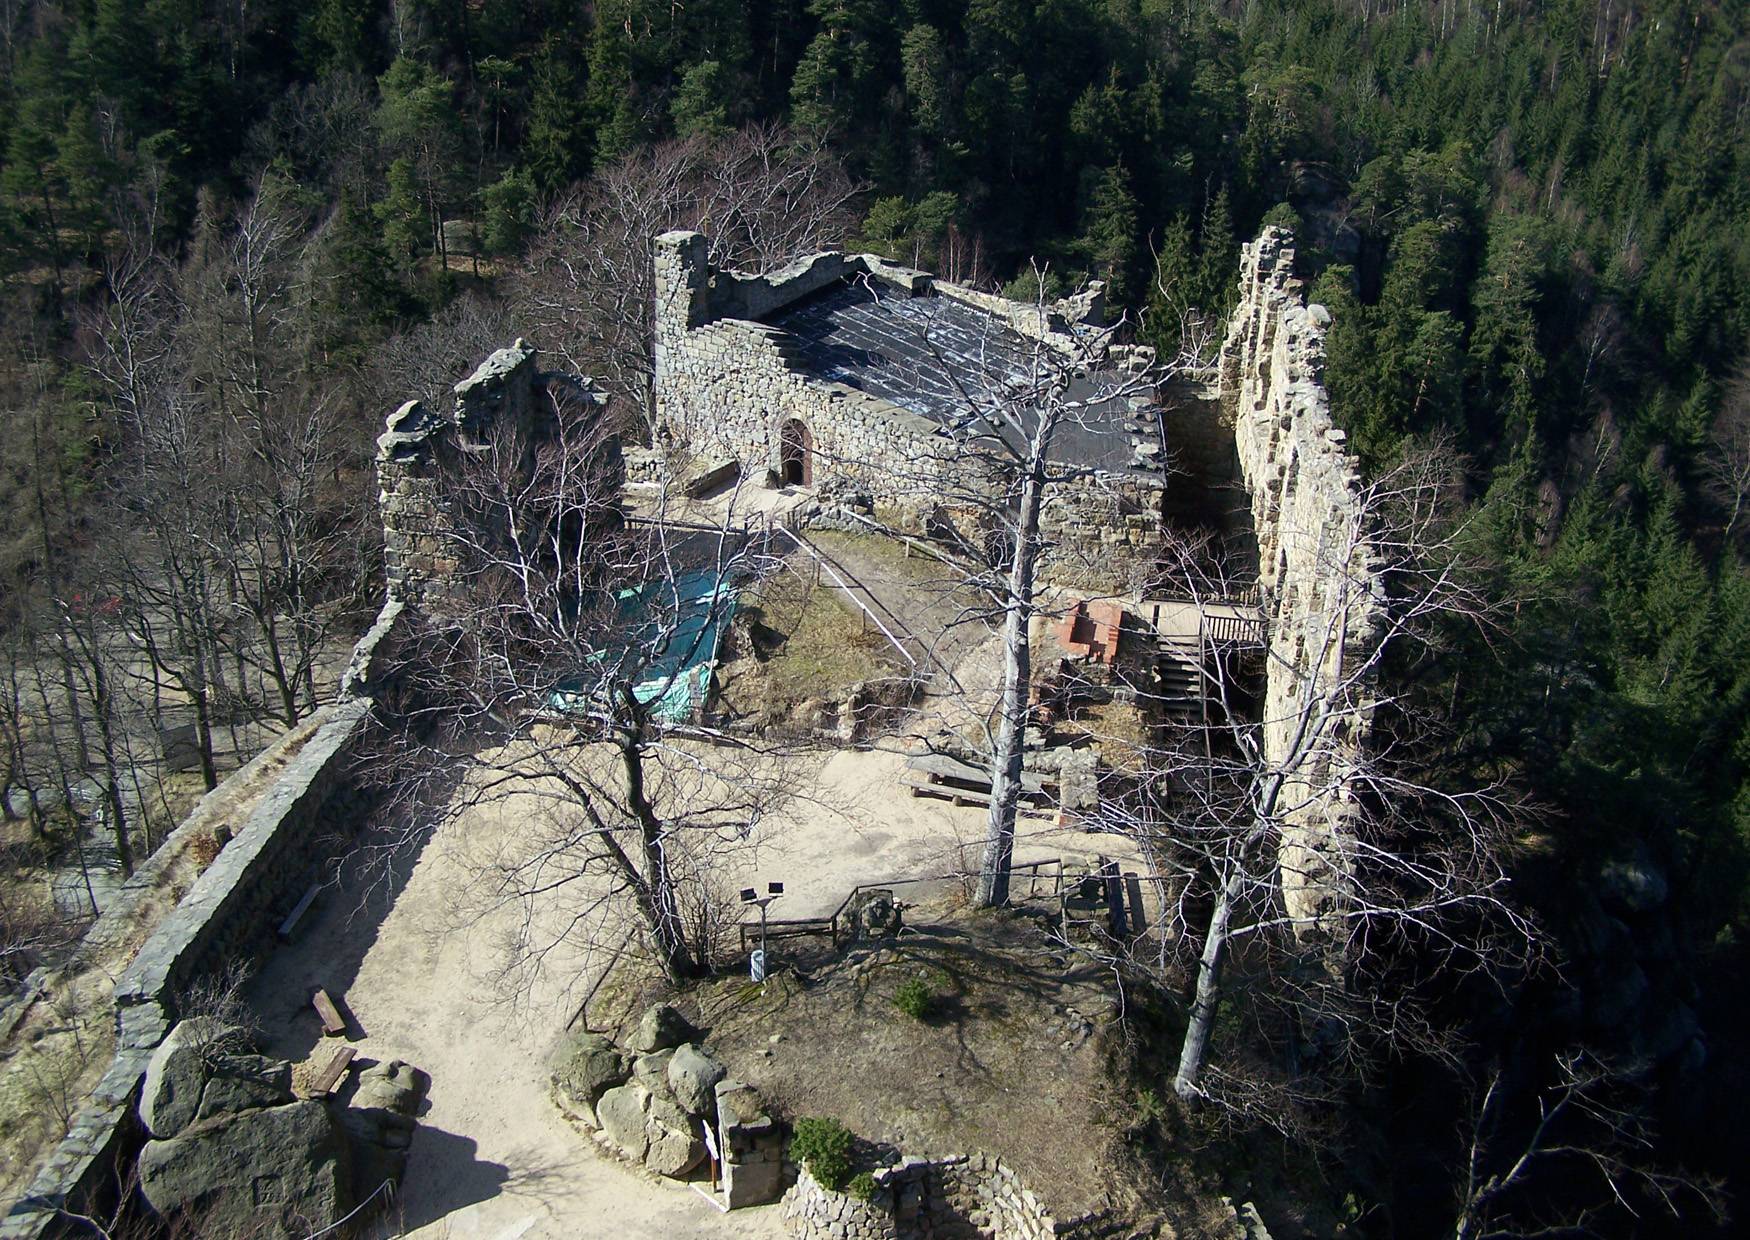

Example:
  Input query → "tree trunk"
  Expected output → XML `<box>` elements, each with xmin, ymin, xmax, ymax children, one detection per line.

<box><xmin>617</xmin><ymin>709</ymin><xmax>699</xmax><ymax>983</ymax></box>
<box><xmin>1173</xmin><ymin>865</ymin><xmax>1240</xmax><ymax>1099</ymax></box>
<box><xmin>977</xmin><ymin>463</ymin><xmax>1046</xmax><ymax>909</ymax></box>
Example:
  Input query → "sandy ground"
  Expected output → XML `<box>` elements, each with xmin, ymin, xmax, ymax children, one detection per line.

<box><xmin>240</xmin><ymin>512</ymin><xmax>1147</xmax><ymax>1240</ymax></box>
<box><xmin>245</xmin><ymin>731</ymin><xmax>1142</xmax><ymax>1240</ymax></box>
<box><xmin>248</xmin><ymin>810</ymin><xmax>790</xmax><ymax>1240</ymax></box>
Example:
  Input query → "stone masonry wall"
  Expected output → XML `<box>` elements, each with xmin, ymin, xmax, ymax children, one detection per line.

<box><xmin>0</xmin><ymin>608</ymin><xmax>402</xmax><ymax>1239</ymax></box>
<box><xmin>652</xmin><ymin>231</ymin><xmax>1163</xmax><ymax>594</ymax></box>
<box><xmin>1218</xmin><ymin>227</ymin><xmax>1384</xmax><ymax>930</ymax></box>
<box><xmin>378</xmin><ymin>340</ymin><xmax>618</xmax><ymax>617</ymax></box>
<box><xmin>781</xmin><ymin>1155</ymin><xmax>1115</xmax><ymax>1240</ymax></box>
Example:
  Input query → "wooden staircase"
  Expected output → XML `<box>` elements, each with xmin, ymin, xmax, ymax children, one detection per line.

<box><xmin>1155</xmin><ymin>641</ymin><xmax>1205</xmax><ymax>721</ymax></box>
<box><xmin>1139</xmin><ymin>597</ymin><xmax>1267</xmax><ymax>725</ymax></box>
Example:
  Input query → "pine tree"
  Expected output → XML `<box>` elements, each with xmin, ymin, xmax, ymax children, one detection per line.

<box><xmin>671</xmin><ymin>60</ymin><xmax>731</xmax><ymax>138</ymax></box>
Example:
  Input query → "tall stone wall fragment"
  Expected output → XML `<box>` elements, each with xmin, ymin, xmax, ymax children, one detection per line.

<box><xmin>1218</xmin><ymin>227</ymin><xmax>1384</xmax><ymax>933</ymax></box>
<box><xmin>376</xmin><ymin>340</ymin><xmax>620</xmax><ymax>618</ymax></box>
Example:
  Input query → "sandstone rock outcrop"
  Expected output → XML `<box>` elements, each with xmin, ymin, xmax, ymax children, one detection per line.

<box><xmin>134</xmin><ymin>1019</ymin><xmax>426</xmax><ymax>1239</ymax></box>
<box><xmin>140</xmin><ymin>1020</ymin><xmax>295</xmax><ymax>1142</ymax></box>
<box><xmin>340</xmin><ymin>1059</ymin><xmax>428</xmax><ymax>1201</ymax></box>
<box><xmin>550</xmin><ymin>1010</ymin><xmax>778</xmax><ymax>1204</ymax></box>
<box><xmin>139</xmin><ymin>1100</ymin><xmax>350</xmax><ymax>1239</ymax></box>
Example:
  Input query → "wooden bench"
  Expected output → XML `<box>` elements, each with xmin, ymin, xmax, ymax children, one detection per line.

<box><xmin>902</xmin><ymin>754</ymin><xmax>1053</xmax><ymax>810</ymax></box>
<box><xmin>312</xmin><ymin>988</ymin><xmax>347</xmax><ymax>1038</ymax></box>
<box><xmin>308</xmin><ymin>1046</ymin><xmax>356</xmax><ymax>1098</ymax></box>
<box><xmin>278</xmin><ymin>884</ymin><xmax>321</xmax><ymax>942</ymax></box>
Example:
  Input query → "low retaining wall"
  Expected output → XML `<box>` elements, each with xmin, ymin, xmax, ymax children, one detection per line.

<box><xmin>1</xmin><ymin>606</ymin><xmax>401</xmax><ymax>1238</ymax></box>
<box><xmin>782</xmin><ymin>1155</ymin><xmax>1113</xmax><ymax>1240</ymax></box>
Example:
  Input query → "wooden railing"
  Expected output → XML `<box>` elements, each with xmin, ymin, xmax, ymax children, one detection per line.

<box><xmin>1201</xmin><ymin>612</ymin><xmax>1267</xmax><ymax>646</ymax></box>
<box><xmin>736</xmin><ymin>858</ymin><xmax>1065</xmax><ymax>954</ymax></box>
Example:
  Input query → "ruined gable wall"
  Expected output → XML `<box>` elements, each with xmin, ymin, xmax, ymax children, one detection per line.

<box><xmin>377</xmin><ymin>341</ymin><xmax>616</xmax><ymax>617</ymax></box>
<box><xmin>652</xmin><ymin>231</ymin><xmax>1161</xmax><ymax>592</ymax></box>
<box><xmin>1219</xmin><ymin>227</ymin><xmax>1384</xmax><ymax>930</ymax></box>
<box><xmin>653</xmin><ymin>230</ymin><xmax>967</xmax><ymax>505</ymax></box>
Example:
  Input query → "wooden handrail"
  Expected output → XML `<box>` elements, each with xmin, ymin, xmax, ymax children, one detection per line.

<box><xmin>735</xmin><ymin>858</ymin><xmax>1066</xmax><ymax>953</ymax></box>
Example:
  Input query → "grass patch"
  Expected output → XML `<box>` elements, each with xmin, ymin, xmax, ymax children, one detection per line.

<box><xmin>717</xmin><ymin>561</ymin><xmax>901</xmax><ymax>722</ymax></box>
<box><xmin>808</xmin><ymin>529</ymin><xmax>958</xmax><ymax>587</ymax></box>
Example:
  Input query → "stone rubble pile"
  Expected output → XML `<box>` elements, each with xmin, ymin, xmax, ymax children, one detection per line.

<box><xmin>550</xmin><ymin>1003</ymin><xmax>786</xmax><ymax>1207</ymax></box>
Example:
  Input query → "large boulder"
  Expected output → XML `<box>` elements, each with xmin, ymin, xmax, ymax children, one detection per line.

<box><xmin>667</xmin><ymin>1043</ymin><xmax>726</xmax><ymax>1116</ymax></box>
<box><xmin>595</xmin><ymin>1079</ymin><xmax>706</xmax><ymax>1179</ymax></box>
<box><xmin>342</xmin><ymin>1060</ymin><xmax>428</xmax><ymax>1200</ymax></box>
<box><xmin>645</xmin><ymin>1093</ymin><xmax>705</xmax><ymax>1177</ymax></box>
<box><xmin>627</xmin><ymin>1003</ymin><xmax>693</xmax><ymax>1053</ymax></box>
<box><xmin>631</xmin><ymin>1048</ymin><xmax>678</xmax><ymax>1106</ymax></box>
<box><xmin>195</xmin><ymin>1055</ymin><xmax>293</xmax><ymax>1123</ymax></box>
<box><xmin>353</xmin><ymin>1058</ymin><xmax>426</xmax><ymax>1115</ymax></box>
<box><xmin>139</xmin><ymin>1100</ymin><xmax>351</xmax><ymax>1239</ymax></box>
<box><xmin>552</xmin><ymin>1032</ymin><xmax>627</xmax><ymax>1125</ymax></box>
<box><xmin>596</xmin><ymin>1083</ymin><xmax>652</xmax><ymax>1163</ymax></box>
<box><xmin>142</xmin><ymin>1019</ymin><xmax>287</xmax><ymax>1139</ymax></box>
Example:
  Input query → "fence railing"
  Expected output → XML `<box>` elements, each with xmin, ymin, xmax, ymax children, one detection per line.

<box><xmin>1202</xmin><ymin>611</ymin><xmax>1267</xmax><ymax>647</ymax></box>
<box><xmin>736</xmin><ymin>858</ymin><xmax>1065</xmax><ymax>955</ymax></box>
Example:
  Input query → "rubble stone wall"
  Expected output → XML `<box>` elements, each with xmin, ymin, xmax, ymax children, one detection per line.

<box><xmin>378</xmin><ymin>341</ymin><xmax>618</xmax><ymax>617</ymax></box>
<box><xmin>652</xmin><ymin>231</ymin><xmax>1162</xmax><ymax>593</ymax></box>
<box><xmin>781</xmin><ymin>1155</ymin><xmax>1111</xmax><ymax>1240</ymax></box>
<box><xmin>1</xmin><ymin>610</ymin><xmax>402</xmax><ymax>1240</ymax></box>
<box><xmin>1218</xmin><ymin>227</ymin><xmax>1384</xmax><ymax>929</ymax></box>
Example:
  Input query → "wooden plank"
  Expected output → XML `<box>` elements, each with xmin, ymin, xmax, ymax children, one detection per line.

<box><xmin>278</xmin><ymin>884</ymin><xmax>321</xmax><ymax>942</ymax></box>
<box><xmin>312</xmin><ymin>988</ymin><xmax>347</xmax><ymax>1038</ymax></box>
<box><xmin>904</xmin><ymin>753</ymin><xmax>1050</xmax><ymax>793</ymax></box>
<box><xmin>309</xmin><ymin>1046</ymin><xmax>356</xmax><ymax>1098</ymax></box>
<box><xmin>900</xmin><ymin>777</ymin><xmax>1054</xmax><ymax>819</ymax></box>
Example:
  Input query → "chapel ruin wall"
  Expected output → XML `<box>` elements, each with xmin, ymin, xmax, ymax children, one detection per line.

<box><xmin>651</xmin><ymin>231</ymin><xmax>1165</xmax><ymax>594</ymax></box>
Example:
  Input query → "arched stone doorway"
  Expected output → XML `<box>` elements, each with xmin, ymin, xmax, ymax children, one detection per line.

<box><xmin>779</xmin><ymin>418</ymin><xmax>813</xmax><ymax>487</ymax></box>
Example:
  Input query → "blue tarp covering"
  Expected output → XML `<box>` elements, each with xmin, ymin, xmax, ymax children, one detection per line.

<box><xmin>550</xmin><ymin>569</ymin><xmax>736</xmax><ymax>723</ymax></box>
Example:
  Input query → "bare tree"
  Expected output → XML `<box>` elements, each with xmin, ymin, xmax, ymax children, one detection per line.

<box><xmin>87</xmin><ymin>175</ymin><xmax>364</xmax><ymax>773</ymax></box>
<box><xmin>1455</xmin><ymin>1050</ymin><xmax>1723</xmax><ymax>1240</ymax></box>
<box><xmin>378</xmin><ymin>389</ymin><xmax>797</xmax><ymax>988</ymax></box>
<box><xmin>1086</xmin><ymin>442</ymin><xmax>1533</xmax><ymax>1106</ymax></box>
<box><xmin>770</xmin><ymin>271</ymin><xmax>1165</xmax><ymax>909</ymax></box>
<box><xmin>1704</xmin><ymin>360</ymin><xmax>1750</xmax><ymax>548</ymax></box>
<box><xmin>518</xmin><ymin>124</ymin><xmax>858</xmax><ymax>431</ymax></box>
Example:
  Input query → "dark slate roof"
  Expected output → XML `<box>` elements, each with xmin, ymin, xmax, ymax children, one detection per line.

<box><xmin>765</xmin><ymin>279</ymin><xmax>1157</xmax><ymax>474</ymax></box>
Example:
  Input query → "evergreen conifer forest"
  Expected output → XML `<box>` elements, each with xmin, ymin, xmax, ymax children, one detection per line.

<box><xmin>3</xmin><ymin>1</ymin><xmax>1749</xmax><ymax>1235</ymax></box>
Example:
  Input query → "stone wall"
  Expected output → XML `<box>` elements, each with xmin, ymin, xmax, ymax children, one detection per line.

<box><xmin>652</xmin><ymin>231</ymin><xmax>1163</xmax><ymax>594</ymax></box>
<box><xmin>781</xmin><ymin>1155</ymin><xmax>1115</xmax><ymax>1240</ymax></box>
<box><xmin>378</xmin><ymin>340</ymin><xmax>619</xmax><ymax>617</ymax></box>
<box><xmin>0</xmin><ymin>608</ymin><xmax>403</xmax><ymax>1239</ymax></box>
<box><xmin>1218</xmin><ymin>227</ymin><xmax>1384</xmax><ymax>929</ymax></box>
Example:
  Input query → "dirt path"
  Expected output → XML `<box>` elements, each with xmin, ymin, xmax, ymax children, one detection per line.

<box><xmin>247</xmin><ymin>819</ymin><xmax>789</xmax><ymax>1240</ymax></box>
<box><xmin>242</xmin><ymin>735</ymin><xmax>1142</xmax><ymax>1240</ymax></box>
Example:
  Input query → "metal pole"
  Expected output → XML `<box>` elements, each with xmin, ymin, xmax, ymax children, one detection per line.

<box><xmin>760</xmin><ymin>902</ymin><xmax>769</xmax><ymax>979</ymax></box>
